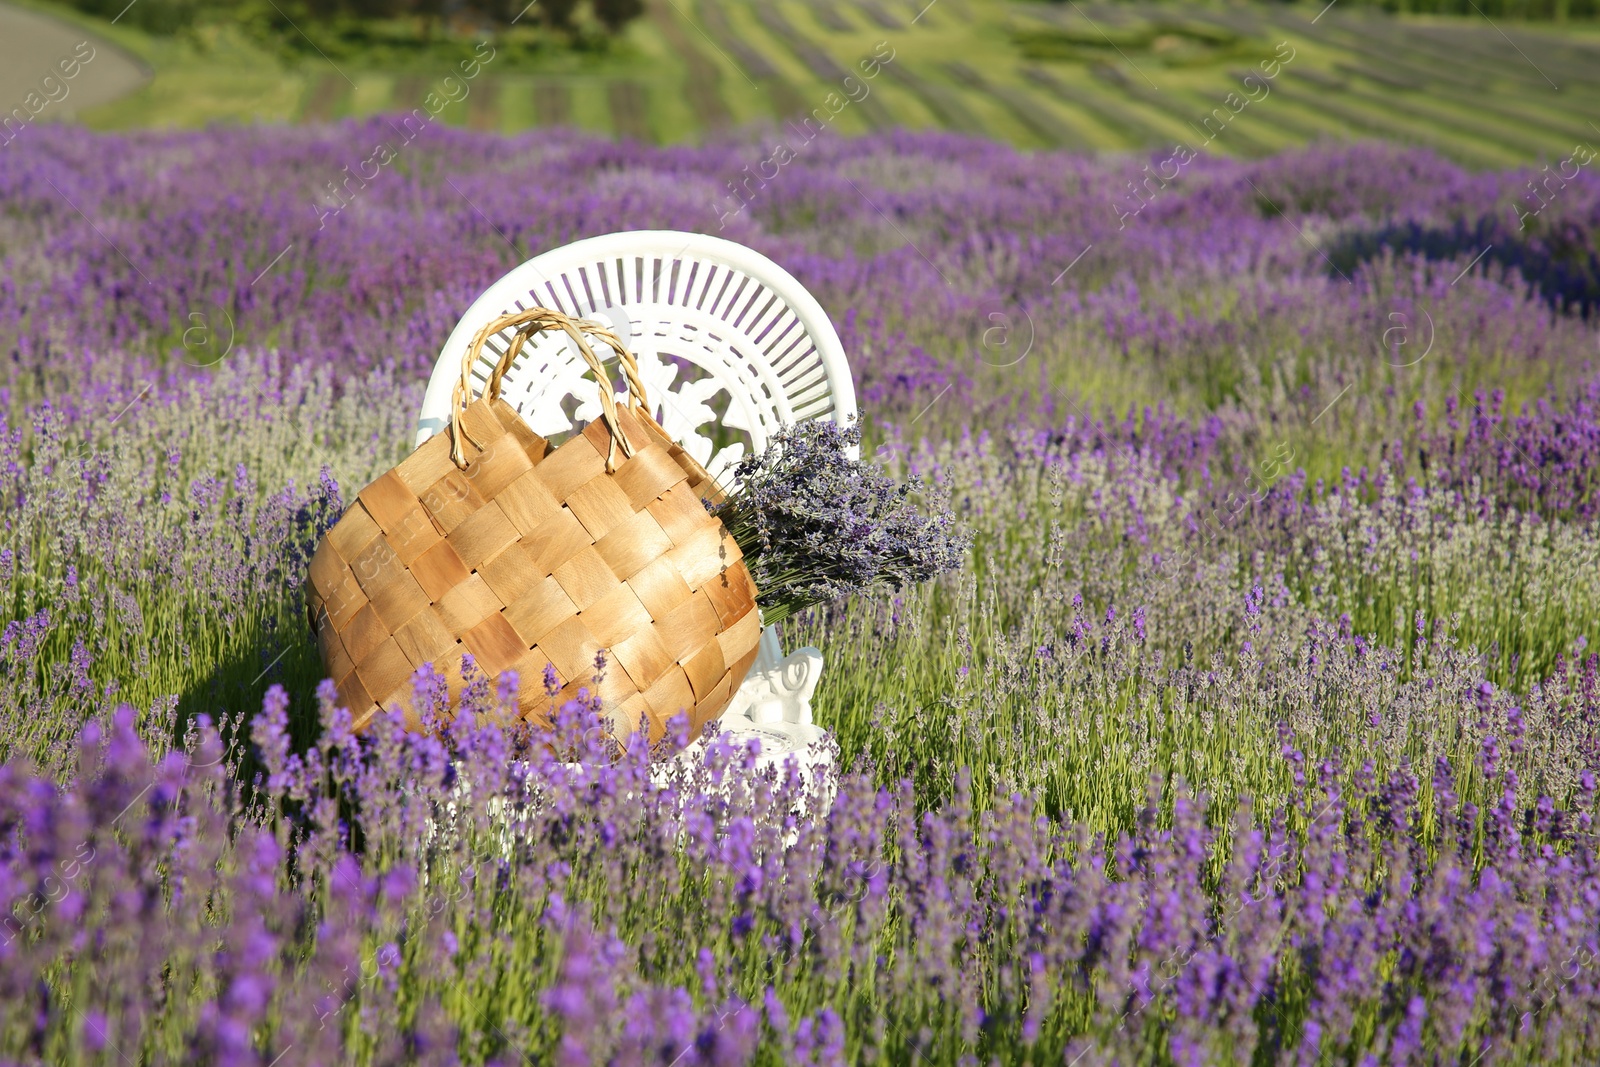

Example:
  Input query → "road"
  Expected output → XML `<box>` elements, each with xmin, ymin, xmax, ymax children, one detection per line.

<box><xmin>0</xmin><ymin>2</ymin><xmax>147</xmax><ymax>124</ymax></box>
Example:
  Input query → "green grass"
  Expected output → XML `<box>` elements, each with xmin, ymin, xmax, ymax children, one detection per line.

<box><xmin>19</xmin><ymin>0</ymin><xmax>1600</xmax><ymax>163</ymax></box>
<box><xmin>785</xmin><ymin>437</ymin><xmax>1600</xmax><ymax>830</ymax></box>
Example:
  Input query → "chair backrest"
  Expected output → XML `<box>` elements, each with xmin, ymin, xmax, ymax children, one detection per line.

<box><xmin>416</xmin><ymin>230</ymin><xmax>857</xmax><ymax>489</ymax></box>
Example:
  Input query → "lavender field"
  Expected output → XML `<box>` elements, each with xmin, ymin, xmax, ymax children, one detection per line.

<box><xmin>4</xmin><ymin>120</ymin><xmax>1600</xmax><ymax>1064</ymax></box>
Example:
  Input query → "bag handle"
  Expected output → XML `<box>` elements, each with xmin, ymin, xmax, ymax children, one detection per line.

<box><xmin>451</xmin><ymin>307</ymin><xmax>650</xmax><ymax>472</ymax></box>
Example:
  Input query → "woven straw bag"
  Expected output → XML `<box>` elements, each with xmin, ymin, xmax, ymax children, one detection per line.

<box><xmin>306</xmin><ymin>308</ymin><xmax>763</xmax><ymax>741</ymax></box>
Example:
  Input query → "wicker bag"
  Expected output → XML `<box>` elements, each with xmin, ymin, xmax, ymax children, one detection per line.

<box><xmin>306</xmin><ymin>307</ymin><xmax>763</xmax><ymax>741</ymax></box>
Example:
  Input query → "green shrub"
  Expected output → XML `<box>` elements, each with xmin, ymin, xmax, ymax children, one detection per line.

<box><xmin>46</xmin><ymin>0</ymin><xmax>643</xmax><ymax>40</ymax></box>
<box><xmin>62</xmin><ymin>0</ymin><xmax>199</xmax><ymax>33</ymax></box>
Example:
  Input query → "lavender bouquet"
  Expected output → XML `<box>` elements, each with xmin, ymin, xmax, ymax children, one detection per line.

<box><xmin>707</xmin><ymin>420</ymin><xmax>968</xmax><ymax>626</ymax></box>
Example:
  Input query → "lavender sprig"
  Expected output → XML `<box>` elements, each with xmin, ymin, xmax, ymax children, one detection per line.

<box><xmin>707</xmin><ymin>420</ymin><xmax>968</xmax><ymax>626</ymax></box>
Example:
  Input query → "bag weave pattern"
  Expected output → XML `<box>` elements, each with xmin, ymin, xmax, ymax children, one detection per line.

<box><xmin>306</xmin><ymin>309</ymin><xmax>762</xmax><ymax>740</ymax></box>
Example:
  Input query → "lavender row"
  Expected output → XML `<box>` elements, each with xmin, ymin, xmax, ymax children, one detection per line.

<box><xmin>3</xmin><ymin>681</ymin><xmax>1599</xmax><ymax>1064</ymax></box>
<box><xmin>5</xmin><ymin>349</ymin><xmax>1596</xmax><ymax>780</ymax></box>
<box><xmin>2</xmin><ymin>128</ymin><xmax>1594</xmax><ymax>396</ymax></box>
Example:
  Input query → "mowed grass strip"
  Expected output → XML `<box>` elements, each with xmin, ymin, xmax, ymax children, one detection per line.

<box><xmin>566</xmin><ymin>79</ymin><xmax>614</xmax><ymax>133</ymax></box>
<box><xmin>943</xmin><ymin>61</ymin><xmax>1092</xmax><ymax>148</ymax></box>
<box><xmin>534</xmin><ymin>80</ymin><xmax>573</xmax><ymax>127</ymax></box>
<box><xmin>694</xmin><ymin>0</ymin><xmax>776</xmax><ymax>78</ymax></box>
<box><xmin>1270</xmin><ymin>80</ymin><xmax>1513</xmax><ymax>167</ymax></box>
<box><xmin>1336</xmin><ymin>83</ymin><xmax>1550</xmax><ymax>160</ymax></box>
<box><xmin>999</xmin><ymin>2</ymin><xmax>1596</xmax><ymax>165</ymax></box>
<box><xmin>1023</xmin><ymin>66</ymin><xmax>1171</xmax><ymax>149</ymax></box>
<box><xmin>649</xmin><ymin>0</ymin><xmax>734</xmax><ymax>129</ymax></box>
<box><xmin>880</xmin><ymin>62</ymin><xmax>985</xmax><ymax>133</ymax></box>
<box><xmin>467</xmin><ymin>78</ymin><xmax>499</xmax><ymax>130</ymax></box>
<box><xmin>1281</xmin><ymin>9</ymin><xmax>1600</xmax><ymax>104</ymax></box>
<box><xmin>694</xmin><ymin>0</ymin><xmax>811</xmax><ymax>116</ymax></box>
<box><xmin>1217</xmin><ymin>69</ymin><xmax>1358</xmax><ymax>146</ymax></box>
<box><xmin>608</xmin><ymin>80</ymin><xmax>653</xmax><ymax>142</ymax></box>
<box><xmin>392</xmin><ymin>75</ymin><xmax>429</xmax><ymax>113</ymax></box>
<box><xmin>54</xmin><ymin>0</ymin><xmax>1600</xmax><ymax>162</ymax></box>
<box><xmin>348</xmin><ymin>74</ymin><xmax>395</xmax><ymax>115</ymax></box>
<box><xmin>1037</xmin><ymin>1</ymin><xmax>1139</xmax><ymax>30</ymax></box>
<box><xmin>1081</xmin><ymin>64</ymin><xmax>1262</xmax><ymax>156</ymax></box>
<box><xmin>1246</xmin><ymin>99</ymin><xmax>1365</xmax><ymax>150</ymax></box>
<box><xmin>752</xmin><ymin>3</ymin><xmax>895</xmax><ymax>129</ymax></box>
<box><xmin>1271</xmin><ymin>8</ymin><xmax>1598</xmax><ymax>112</ymax></box>
<box><xmin>1412</xmin><ymin>21</ymin><xmax>1600</xmax><ymax>89</ymax></box>
<box><xmin>1303</xmin><ymin>25</ymin><xmax>1593</xmax><ymax>140</ymax></box>
<box><xmin>301</xmin><ymin>72</ymin><xmax>348</xmax><ymax>121</ymax></box>
<box><xmin>806</xmin><ymin>0</ymin><xmax>856</xmax><ymax>33</ymax></box>
<box><xmin>1169</xmin><ymin>88</ymin><xmax>1287</xmax><ymax>158</ymax></box>
<box><xmin>1342</xmin><ymin>81</ymin><xmax>1575</xmax><ymax>158</ymax></box>
<box><xmin>494</xmin><ymin>76</ymin><xmax>538</xmax><ymax>130</ymax></box>
<box><xmin>1221</xmin><ymin>19</ymin><xmax>1552</xmax><ymax>160</ymax></box>
<box><xmin>854</xmin><ymin>0</ymin><xmax>904</xmax><ymax>30</ymax></box>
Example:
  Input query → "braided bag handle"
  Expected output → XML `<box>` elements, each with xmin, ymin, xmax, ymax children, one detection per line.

<box><xmin>450</xmin><ymin>307</ymin><xmax>651</xmax><ymax>471</ymax></box>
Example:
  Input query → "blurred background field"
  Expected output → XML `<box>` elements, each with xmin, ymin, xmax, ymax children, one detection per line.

<box><xmin>11</xmin><ymin>0</ymin><xmax>1600</xmax><ymax>165</ymax></box>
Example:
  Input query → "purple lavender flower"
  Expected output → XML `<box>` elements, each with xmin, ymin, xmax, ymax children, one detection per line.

<box><xmin>708</xmin><ymin>420</ymin><xmax>968</xmax><ymax>625</ymax></box>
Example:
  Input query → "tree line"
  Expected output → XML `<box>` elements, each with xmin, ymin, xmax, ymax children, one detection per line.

<box><xmin>56</xmin><ymin>0</ymin><xmax>645</xmax><ymax>37</ymax></box>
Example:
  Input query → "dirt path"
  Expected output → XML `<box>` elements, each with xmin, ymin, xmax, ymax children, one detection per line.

<box><xmin>0</xmin><ymin>2</ymin><xmax>148</xmax><ymax>124</ymax></box>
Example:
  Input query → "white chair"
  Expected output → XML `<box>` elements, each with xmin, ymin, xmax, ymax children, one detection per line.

<box><xmin>415</xmin><ymin>230</ymin><xmax>855</xmax><ymax>777</ymax></box>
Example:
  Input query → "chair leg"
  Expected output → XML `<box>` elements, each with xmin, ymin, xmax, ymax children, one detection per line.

<box><xmin>724</xmin><ymin>625</ymin><xmax>824</xmax><ymax>726</ymax></box>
